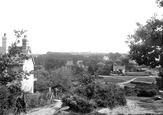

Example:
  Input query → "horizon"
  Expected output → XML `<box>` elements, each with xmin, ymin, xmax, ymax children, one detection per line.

<box><xmin>0</xmin><ymin>0</ymin><xmax>162</xmax><ymax>54</ymax></box>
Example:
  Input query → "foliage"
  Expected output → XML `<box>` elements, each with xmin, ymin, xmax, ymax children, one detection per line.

<box><xmin>137</xmin><ymin>89</ymin><xmax>157</xmax><ymax>97</ymax></box>
<box><xmin>124</xmin><ymin>82</ymin><xmax>159</xmax><ymax>97</ymax></box>
<box><xmin>44</xmin><ymin>58</ymin><xmax>66</xmax><ymax>71</ymax></box>
<box><xmin>124</xmin><ymin>86</ymin><xmax>136</xmax><ymax>96</ymax></box>
<box><xmin>73</xmin><ymin>82</ymin><xmax>95</xmax><ymax>99</ymax></box>
<box><xmin>73</xmin><ymin>81</ymin><xmax>126</xmax><ymax>109</ymax></box>
<box><xmin>34</xmin><ymin>67</ymin><xmax>73</xmax><ymax>93</ymax></box>
<box><xmin>108</xmin><ymin>52</ymin><xmax>121</xmax><ymax>60</ymax></box>
<box><xmin>75</xmin><ymin>73</ymin><xmax>96</xmax><ymax>86</ymax></box>
<box><xmin>0</xmin><ymin>30</ymin><xmax>32</xmax><ymax>114</ymax></box>
<box><xmin>25</xmin><ymin>91</ymin><xmax>54</xmax><ymax>109</ymax></box>
<box><xmin>0</xmin><ymin>86</ymin><xmax>10</xmax><ymax>114</ymax></box>
<box><xmin>71</xmin><ymin>65</ymin><xmax>85</xmax><ymax>76</ymax></box>
<box><xmin>156</xmin><ymin>77</ymin><xmax>163</xmax><ymax>90</ymax></box>
<box><xmin>34</xmin><ymin>70</ymin><xmax>50</xmax><ymax>92</ymax></box>
<box><xmin>98</xmin><ymin>65</ymin><xmax>111</xmax><ymax>75</ymax></box>
<box><xmin>126</xmin><ymin>15</ymin><xmax>163</xmax><ymax>68</ymax></box>
<box><xmin>88</xmin><ymin>65</ymin><xmax>99</xmax><ymax>75</ymax></box>
<box><xmin>62</xmin><ymin>94</ymin><xmax>96</xmax><ymax>114</ymax></box>
<box><xmin>93</xmin><ymin>82</ymin><xmax>126</xmax><ymax>108</ymax></box>
<box><xmin>156</xmin><ymin>0</ymin><xmax>163</xmax><ymax>7</ymax></box>
<box><xmin>49</xmin><ymin>67</ymin><xmax>73</xmax><ymax>93</ymax></box>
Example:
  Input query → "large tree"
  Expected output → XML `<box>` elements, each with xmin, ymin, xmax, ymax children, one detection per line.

<box><xmin>126</xmin><ymin>15</ymin><xmax>163</xmax><ymax>68</ymax></box>
<box><xmin>127</xmin><ymin>1</ymin><xmax>163</xmax><ymax>69</ymax></box>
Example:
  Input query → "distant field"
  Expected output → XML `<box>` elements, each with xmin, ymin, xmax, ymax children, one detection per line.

<box><xmin>133</xmin><ymin>77</ymin><xmax>156</xmax><ymax>83</ymax></box>
<box><xmin>101</xmin><ymin>75</ymin><xmax>151</xmax><ymax>81</ymax></box>
<box><xmin>101</xmin><ymin>77</ymin><xmax>125</xmax><ymax>83</ymax></box>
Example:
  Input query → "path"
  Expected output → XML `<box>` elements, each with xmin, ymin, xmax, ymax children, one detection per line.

<box><xmin>26</xmin><ymin>99</ymin><xmax>62</xmax><ymax>115</ymax></box>
<box><xmin>98</xmin><ymin>99</ymin><xmax>156</xmax><ymax>115</ymax></box>
<box><xmin>117</xmin><ymin>77</ymin><xmax>137</xmax><ymax>88</ymax></box>
<box><xmin>117</xmin><ymin>75</ymin><xmax>156</xmax><ymax>88</ymax></box>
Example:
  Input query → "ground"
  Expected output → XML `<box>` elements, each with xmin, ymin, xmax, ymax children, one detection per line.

<box><xmin>25</xmin><ymin>75</ymin><xmax>163</xmax><ymax>115</ymax></box>
<box><xmin>26</xmin><ymin>99</ymin><xmax>62</xmax><ymax>115</ymax></box>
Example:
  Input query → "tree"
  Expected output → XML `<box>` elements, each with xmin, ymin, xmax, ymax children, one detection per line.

<box><xmin>126</xmin><ymin>16</ymin><xmax>163</xmax><ymax>68</ymax></box>
<box><xmin>156</xmin><ymin>0</ymin><xmax>163</xmax><ymax>7</ymax></box>
<box><xmin>34</xmin><ymin>69</ymin><xmax>50</xmax><ymax>92</ymax></box>
<box><xmin>108</xmin><ymin>52</ymin><xmax>121</xmax><ymax>60</ymax></box>
<box><xmin>121</xmin><ymin>57</ymin><xmax>129</xmax><ymax>66</ymax></box>
<box><xmin>0</xmin><ymin>30</ymin><xmax>31</xmax><ymax>113</ymax></box>
<box><xmin>44</xmin><ymin>58</ymin><xmax>66</xmax><ymax>71</ymax></box>
<box><xmin>49</xmin><ymin>67</ymin><xmax>73</xmax><ymax>92</ymax></box>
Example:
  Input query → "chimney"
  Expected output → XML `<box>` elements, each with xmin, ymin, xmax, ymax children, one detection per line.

<box><xmin>22</xmin><ymin>35</ymin><xmax>29</xmax><ymax>54</ymax></box>
<box><xmin>2</xmin><ymin>33</ymin><xmax>7</xmax><ymax>54</ymax></box>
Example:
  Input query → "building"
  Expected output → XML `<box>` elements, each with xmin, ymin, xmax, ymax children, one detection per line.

<box><xmin>113</xmin><ymin>64</ymin><xmax>125</xmax><ymax>73</ymax></box>
<box><xmin>0</xmin><ymin>33</ymin><xmax>36</xmax><ymax>93</ymax></box>
<box><xmin>66</xmin><ymin>60</ymin><xmax>73</xmax><ymax>68</ymax></box>
<box><xmin>103</xmin><ymin>56</ymin><xmax>109</xmax><ymax>61</ymax></box>
<box><xmin>77</xmin><ymin>60</ymin><xmax>84</xmax><ymax>68</ymax></box>
<box><xmin>0</xmin><ymin>33</ymin><xmax>8</xmax><ymax>54</ymax></box>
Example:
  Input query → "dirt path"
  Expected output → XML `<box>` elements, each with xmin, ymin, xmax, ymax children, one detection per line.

<box><xmin>117</xmin><ymin>78</ymin><xmax>137</xmax><ymax>88</ymax></box>
<box><xmin>98</xmin><ymin>99</ymin><xmax>156</xmax><ymax>115</ymax></box>
<box><xmin>26</xmin><ymin>99</ymin><xmax>62</xmax><ymax>115</ymax></box>
<box><xmin>117</xmin><ymin>76</ymin><xmax>156</xmax><ymax>88</ymax></box>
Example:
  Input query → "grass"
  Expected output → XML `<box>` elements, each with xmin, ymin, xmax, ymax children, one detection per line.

<box><xmin>133</xmin><ymin>77</ymin><xmax>156</xmax><ymax>83</ymax></box>
<box><xmin>101</xmin><ymin>75</ymin><xmax>151</xmax><ymax>82</ymax></box>
<box><xmin>101</xmin><ymin>77</ymin><xmax>125</xmax><ymax>83</ymax></box>
<box><xmin>126</xmin><ymin>96</ymin><xmax>163</xmax><ymax>114</ymax></box>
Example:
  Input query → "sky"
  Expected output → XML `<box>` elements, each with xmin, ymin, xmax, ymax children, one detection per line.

<box><xmin>0</xmin><ymin>0</ymin><xmax>162</xmax><ymax>54</ymax></box>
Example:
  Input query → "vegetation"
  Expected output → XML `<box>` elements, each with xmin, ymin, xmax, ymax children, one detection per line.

<box><xmin>34</xmin><ymin>67</ymin><xmax>73</xmax><ymax>93</ymax></box>
<box><xmin>0</xmin><ymin>30</ymin><xmax>31</xmax><ymax>114</ymax></box>
<box><xmin>124</xmin><ymin>82</ymin><xmax>159</xmax><ymax>97</ymax></box>
<box><xmin>126</xmin><ymin>1</ymin><xmax>163</xmax><ymax>89</ymax></box>
<box><xmin>62</xmin><ymin>95</ymin><xmax>96</xmax><ymax>114</ymax></box>
<box><xmin>62</xmin><ymin>73</ymin><xmax>127</xmax><ymax>114</ymax></box>
<box><xmin>133</xmin><ymin>77</ymin><xmax>156</xmax><ymax>83</ymax></box>
<box><xmin>156</xmin><ymin>77</ymin><xmax>163</xmax><ymax>90</ymax></box>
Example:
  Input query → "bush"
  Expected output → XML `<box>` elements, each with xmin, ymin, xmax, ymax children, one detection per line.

<box><xmin>137</xmin><ymin>89</ymin><xmax>157</xmax><ymax>97</ymax></box>
<box><xmin>124</xmin><ymin>82</ymin><xmax>159</xmax><ymax>97</ymax></box>
<box><xmin>72</xmin><ymin>82</ymin><xmax>126</xmax><ymax>109</ymax></box>
<box><xmin>62</xmin><ymin>95</ymin><xmax>96</xmax><ymax>113</ymax></box>
<box><xmin>0</xmin><ymin>86</ymin><xmax>10</xmax><ymax>114</ymax></box>
<box><xmin>25</xmin><ymin>91</ymin><xmax>52</xmax><ymax>108</ymax></box>
<box><xmin>156</xmin><ymin>77</ymin><xmax>163</xmax><ymax>90</ymax></box>
<box><xmin>93</xmin><ymin>82</ymin><xmax>126</xmax><ymax>108</ymax></box>
<box><xmin>124</xmin><ymin>86</ymin><xmax>136</xmax><ymax>96</ymax></box>
<box><xmin>73</xmin><ymin>83</ymin><xmax>95</xmax><ymax>99</ymax></box>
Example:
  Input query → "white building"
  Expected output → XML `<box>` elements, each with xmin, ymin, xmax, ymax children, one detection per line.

<box><xmin>0</xmin><ymin>33</ymin><xmax>36</xmax><ymax>93</ymax></box>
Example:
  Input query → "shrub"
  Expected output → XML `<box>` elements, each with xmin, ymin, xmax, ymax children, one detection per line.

<box><xmin>73</xmin><ymin>83</ymin><xmax>95</xmax><ymax>99</ymax></box>
<box><xmin>73</xmin><ymin>81</ymin><xmax>127</xmax><ymax>109</ymax></box>
<box><xmin>25</xmin><ymin>91</ymin><xmax>52</xmax><ymax>108</ymax></box>
<box><xmin>0</xmin><ymin>86</ymin><xmax>10</xmax><ymax>114</ymax></box>
<box><xmin>156</xmin><ymin>77</ymin><xmax>163</xmax><ymax>90</ymax></box>
<box><xmin>124</xmin><ymin>82</ymin><xmax>159</xmax><ymax>97</ymax></box>
<box><xmin>137</xmin><ymin>89</ymin><xmax>157</xmax><ymax>97</ymax></box>
<box><xmin>93</xmin><ymin>82</ymin><xmax>126</xmax><ymax>108</ymax></box>
<box><xmin>62</xmin><ymin>95</ymin><xmax>96</xmax><ymax>113</ymax></box>
<box><xmin>124</xmin><ymin>86</ymin><xmax>136</xmax><ymax>96</ymax></box>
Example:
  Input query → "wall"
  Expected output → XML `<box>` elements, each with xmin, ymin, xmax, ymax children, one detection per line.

<box><xmin>21</xmin><ymin>58</ymin><xmax>34</xmax><ymax>93</ymax></box>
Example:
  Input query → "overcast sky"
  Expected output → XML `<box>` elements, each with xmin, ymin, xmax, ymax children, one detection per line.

<box><xmin>0</xmin><ymin>0</ymin><xmax>162</xmax><ymax>54</ymax></box>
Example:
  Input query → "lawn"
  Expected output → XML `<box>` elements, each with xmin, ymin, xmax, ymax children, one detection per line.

<box><xmin>101</xmin><ymin>77</ymin><xmax>126</xmax><ymax>83</ymax></box>
<box><xmin>133</xmin><ymin>77</ymin><xmax>156</xmax><ymax>83</ymax></box>
<box><xmin>101</xmin><ymin>75</ymin><xmax>152</xmax><ymax>82</ymax></box>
